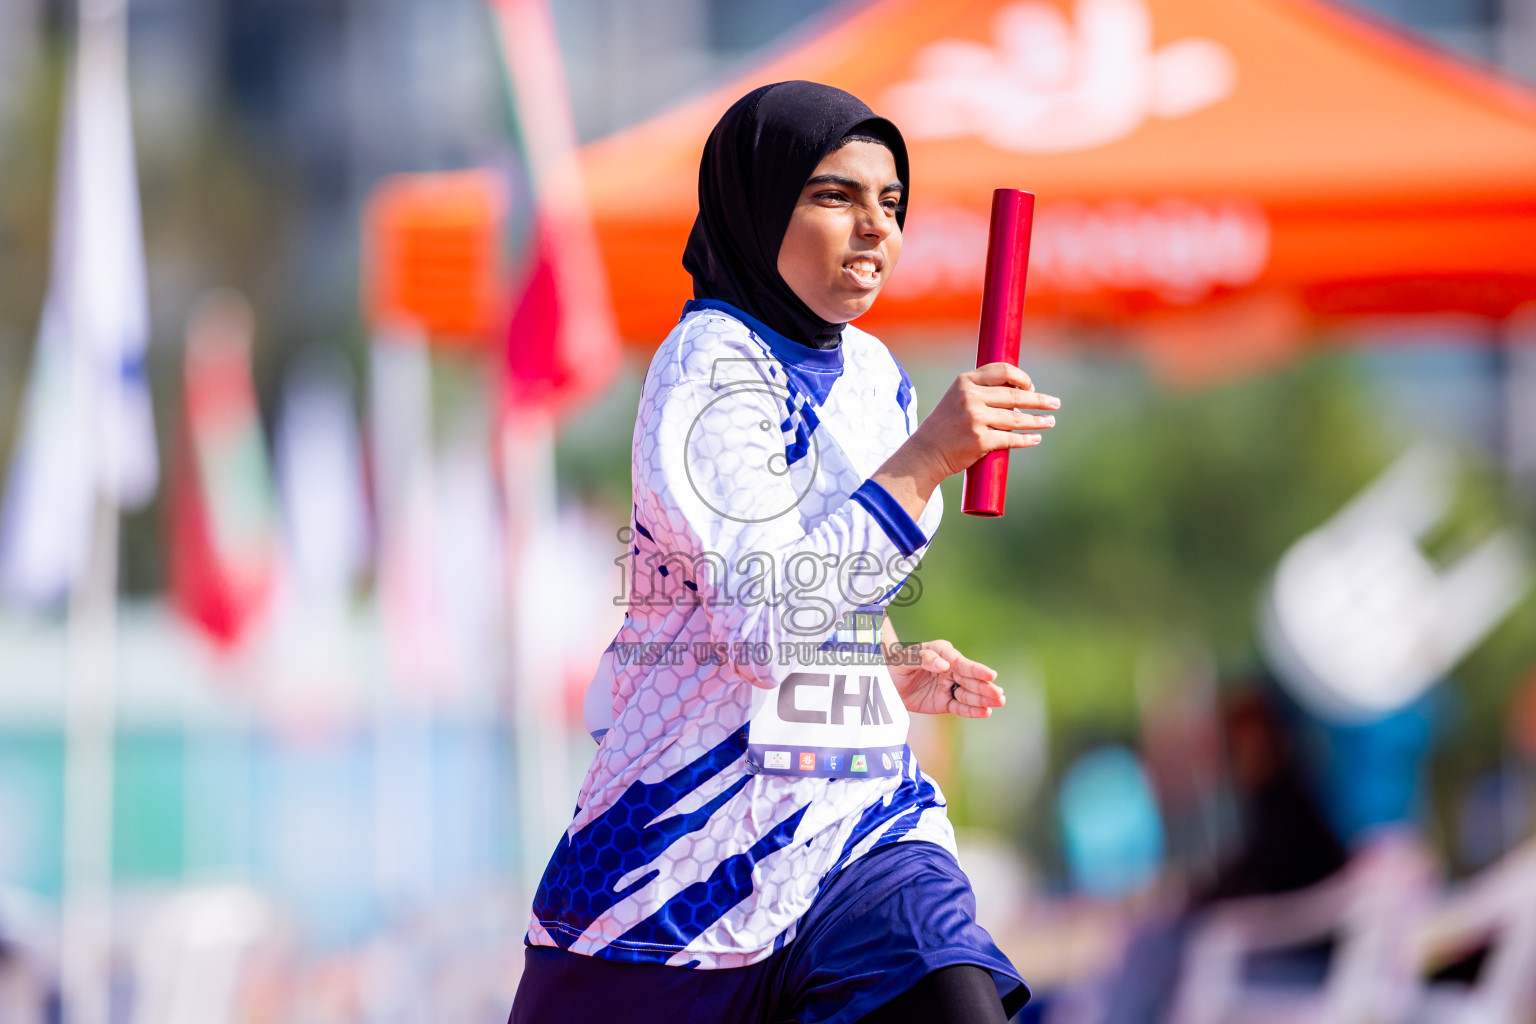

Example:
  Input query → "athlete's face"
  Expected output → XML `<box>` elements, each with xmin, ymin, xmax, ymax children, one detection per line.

<box><xmin>776</xmin><ymin>141</ymin><xmax>903</xmax><ymax>326</ymax></box>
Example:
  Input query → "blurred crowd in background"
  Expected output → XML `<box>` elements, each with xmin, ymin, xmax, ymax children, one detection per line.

<box><xmin>3</xmin><ymin>0</ymin><xmax>1536</xmax><ymax>1022</ymax></box>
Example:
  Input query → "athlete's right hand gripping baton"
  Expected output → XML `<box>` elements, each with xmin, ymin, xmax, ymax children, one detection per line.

<box><xmin>962</xmin><ymin>188</ymin><xmax>1036</xmax><ymax>518</ymax></box>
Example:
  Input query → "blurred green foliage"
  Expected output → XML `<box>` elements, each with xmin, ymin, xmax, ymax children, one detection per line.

<box><xmin>897</xmin><ymin>352</ymin><xmax>1394</xmax><ymax>729</ymax></box>
<box><xmin>0</xmin><ymin>40</ymin><xmax>63</xmax><ymax>482</ymax></box>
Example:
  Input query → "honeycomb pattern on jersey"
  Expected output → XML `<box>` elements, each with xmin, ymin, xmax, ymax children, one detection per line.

<box><xmin>528</xmin><ymin>311</ymin><xmax>958</xmax><ymax>968</ymax></box>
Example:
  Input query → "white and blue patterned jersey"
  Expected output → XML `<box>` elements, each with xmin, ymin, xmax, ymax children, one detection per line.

<box><xmin>527</xmin><ymin>300</ymin><xmax>957</xmax><ymax>969</ymax></box>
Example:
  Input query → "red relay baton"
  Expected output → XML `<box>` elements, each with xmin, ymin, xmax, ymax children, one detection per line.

<box><xmin>962</xmin><ymin>188</ymin><xmax>1036</xmax><ymax>518</ymax></box>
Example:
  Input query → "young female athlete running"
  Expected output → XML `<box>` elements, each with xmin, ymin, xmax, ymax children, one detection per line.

<box><xmin>511</xmin><ymin>80</ymin><xmax>1058</xmax><ymax>1023</ymax></box>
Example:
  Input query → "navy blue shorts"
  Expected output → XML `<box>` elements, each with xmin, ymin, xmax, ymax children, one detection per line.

<box><xmin>511</xmin><ymin>841</ymin><xmax>1030</xmax><ymax>1023</ymax></box>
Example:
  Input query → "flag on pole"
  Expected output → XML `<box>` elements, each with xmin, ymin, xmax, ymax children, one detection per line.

<box><xmin>168</xmin><ymin>292</ymin><xmax>277</xmax><ymax>652</ymax></box>
<box><xmin>0</xmin><ymin>8</ymin><xmax>157</xmax><ymax>607</ymax></box>
<box><xmin>274</xmin><ymin>360</ymin><xmax>369</xmax><ymax>614</ymax></box>
<box><xmin>264</xmin><ymin>358</ymin><xmax>370</xmax><ymax>730</ymax></box>
<box><xmin>490</xmin><ymin>0</ymin><xmax>621</xmax><ymax>420</ymax></box>
<box><xmin>369</xmin><ymin>331</ymin><xmax>458</xmax><ymax>695</ymax></box>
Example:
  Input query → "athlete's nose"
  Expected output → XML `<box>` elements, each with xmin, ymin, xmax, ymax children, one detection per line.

<box><xmin>856</xmin><ymin>205</ymin><xmax>893</xmax><ymax>244</ymax></box>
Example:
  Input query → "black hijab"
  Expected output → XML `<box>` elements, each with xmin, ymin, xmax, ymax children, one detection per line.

<box><xmin>682</xmin><ymin>81</ymin><xmax>910</xmax><ymax>350</ymax></box>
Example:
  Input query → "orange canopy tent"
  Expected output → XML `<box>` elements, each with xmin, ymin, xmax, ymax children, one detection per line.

<box><xmin>579</xmin><ymin>0</ymin><xmax>1536</xmax><ymax>357</ymax></box>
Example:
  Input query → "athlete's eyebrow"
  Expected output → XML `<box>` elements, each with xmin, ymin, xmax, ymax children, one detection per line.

<box><xmin>805</xmin><ymin>173</ymin><xmax>860</xmax><ymax>191</ymax></box>
<box><xmin>804</xmin><ymin>174</ymin><xmax>905</xmax><ymax>195</ymax></box>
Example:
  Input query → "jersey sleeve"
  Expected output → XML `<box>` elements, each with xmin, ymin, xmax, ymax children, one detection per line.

<box><xmin>633</xmin><ymin>369</ymin><xmax>931</xmax><ymax>688</ymax></box>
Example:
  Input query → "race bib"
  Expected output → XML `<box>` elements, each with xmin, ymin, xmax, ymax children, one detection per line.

<box><xmin>747</xmin><ymin>656</ymin><xmax>909</xmax><ymax>779</ymax></box>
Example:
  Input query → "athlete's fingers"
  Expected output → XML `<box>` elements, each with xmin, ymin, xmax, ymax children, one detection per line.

<box><xmin>923</xmin><ymin>638</ymin><xmax>966</xmax><ymax>665</ymax></box>
<box><xmin>974</xmin><ymin>385</ymin><xmax>1059</xmax><ymax>411</ymax></box>
<box><xmin>922</xmin><ymin>641</ymin><xmax>1005</xmax><ymax>715</ymax></box>
<box><xmin>920</xmin><ymin>647</ymin><xmax>951</xmax><ymax>675</ymax></box>
<box><xmin>932</xmin><ymin>642</ymin><xmax>986</xmax><ymax>682</ymax></box>
<box><xmin>981</xmin><ymin>407</ymin><xmax>1055</xmax><ymax>432</ymax></box>
<box><xmin>927</xmin><ymin>642</ymin><xmax>1004</xmax><ymax>716</ymax></box>
<box><xmin>987</xmin><ymin>431</ymin><xmax>1043</xmax><ymax>449</ymax></box>
<box><xmin>950</xmin><ymin>678</ymin><xmax>1006</xmax><ymax>709</ymax></box>
<box><xmin>970</xmin><ymin>362</ymin><xmax>1033</xmax><ymax>391</ymax></box>
<box><xmin>948</xmin><ymin>691</ymin><xmax>994</xmax><ymax>719</ymax></box>
<box><xmin>938</xmin><ymin>648</ymin><xmax>996</xmax><ymax>682</ymax></box>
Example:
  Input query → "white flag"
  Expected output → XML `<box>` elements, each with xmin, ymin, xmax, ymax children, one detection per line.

<box><xmin>0</xmin><ymin>5</ymin><xmax>157</xmax><ymax>607</ymax></box>
<box><xmin>275</xmin><ymin>360</ymin><xmax>369</xmax><ymax>611</ymax></box>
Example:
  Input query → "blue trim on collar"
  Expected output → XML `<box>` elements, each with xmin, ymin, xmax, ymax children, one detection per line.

<box><xmin>682</xmin><ymin>299</ymin><xmax>845</xmax><ymax>407</ymax></box>
<box><xmin>681</xmin><ymin>299</ymin><xmax>845</xmax><ymax>372</ymax></box>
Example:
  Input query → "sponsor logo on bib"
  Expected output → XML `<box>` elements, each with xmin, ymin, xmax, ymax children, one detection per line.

<box><xmin>749</xmin><ymin>659</ymin><xmax>909</xmax><ymax>779</ymax></box>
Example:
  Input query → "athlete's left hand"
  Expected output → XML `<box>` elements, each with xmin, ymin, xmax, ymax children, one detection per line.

<box><xmin>888</xmin><ymin>639</ymin><xmax>1006</xmax><ymax>718</ymax></box>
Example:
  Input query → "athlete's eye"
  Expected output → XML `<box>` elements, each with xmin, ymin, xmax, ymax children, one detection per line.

<box><xmin>814</xmin><ymin>190</ymin><xmax>851</xmax><ymax>205</ymax></box>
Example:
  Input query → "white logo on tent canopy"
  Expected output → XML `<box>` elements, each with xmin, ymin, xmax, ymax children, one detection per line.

<box><xmin>895</xmin><ymin>200</ymin><xmax>1268</xmax><ymax>303</ymax></box>
<box><xmin>883</xmin><ymin>0</ymin><xmax>1237</xmax><ymax>153</ymax></box>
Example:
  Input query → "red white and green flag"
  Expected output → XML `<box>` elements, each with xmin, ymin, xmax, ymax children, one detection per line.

<box><xmin>168</xmin><ymin>293</ymin><xmax>277</xmax><ymax>652</ymax></box>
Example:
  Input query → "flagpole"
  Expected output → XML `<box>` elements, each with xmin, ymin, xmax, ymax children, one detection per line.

<box><xmin>500</xmin><ymin>411</ymin><xmax>567</xmax><ymax>901</ymax></box>
<box><xmin>491</xmin><ymin>0</ymin><xmax>616</xmax><ymax>906</ymax></box>
<box><xmin>60</xmin><ymin>491</ymin><xmax>119</xmax><ymax>1024</ymax></box>
<box><xmin>60</xmin><ymin>1</ymin><xmax>132</xmax><ymax>1020</ymax></box>
<box><xmin>368</xmin><ymin>327</ymin><xmax>441</xmax><ymax>920</ymax></box>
